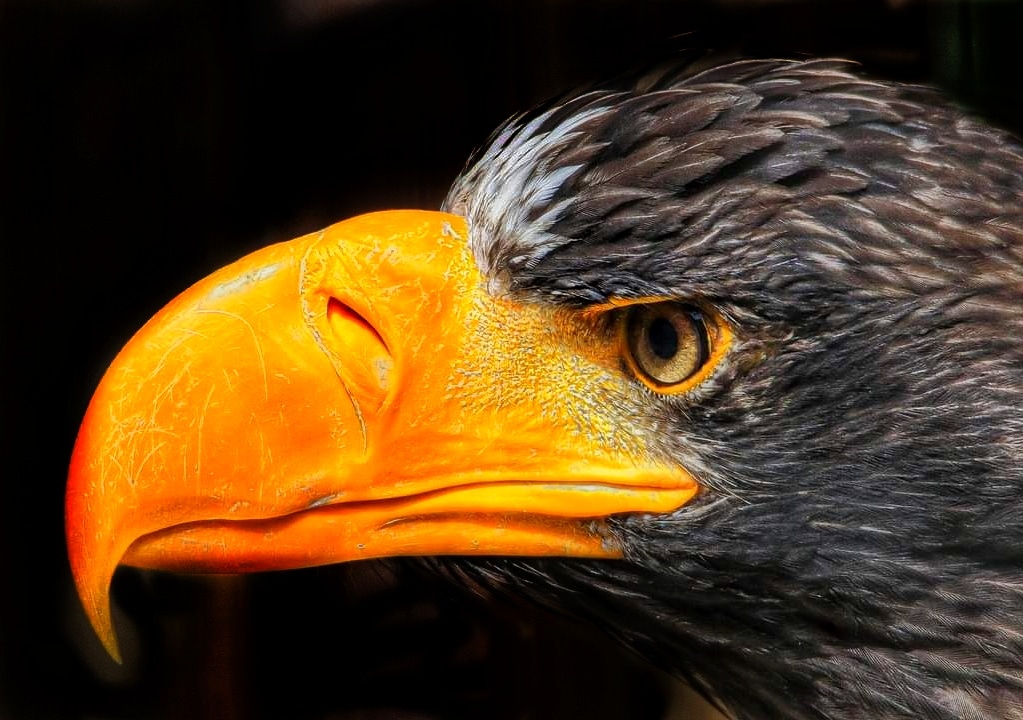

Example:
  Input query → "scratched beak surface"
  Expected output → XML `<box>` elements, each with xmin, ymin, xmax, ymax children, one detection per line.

<box><xmin>67</xmin><ymin>210</ymin><xmax>698</xmax><ymax>660</ymax></box>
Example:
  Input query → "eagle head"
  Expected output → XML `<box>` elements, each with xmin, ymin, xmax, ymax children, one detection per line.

<box><xmin>67</xmin><ymin>58</ymin><xmax>1023</xmax><ymax>719</ymax></box>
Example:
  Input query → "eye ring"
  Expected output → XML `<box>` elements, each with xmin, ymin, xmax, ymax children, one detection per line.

<box><xmin>621</xmin><ymin>302</ymin><xmax>726</xmax><ymax>393</ymax></box>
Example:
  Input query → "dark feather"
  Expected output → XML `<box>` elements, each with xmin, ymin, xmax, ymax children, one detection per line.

<box><xmin>440</xmin><ymin>58</ymin><xmax>1023</xmax><ymax>719</ymax></box>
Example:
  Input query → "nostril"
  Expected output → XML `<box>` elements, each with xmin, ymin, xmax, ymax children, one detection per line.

<box><xmin>328</xmin><ymin>297</ymin><xmax>388</xmax><ymax>352</ymax></box>
<box><xmin>327</xmin><ymin>297</ymin><xmax>393</xmax><ymax>396</ymax></box>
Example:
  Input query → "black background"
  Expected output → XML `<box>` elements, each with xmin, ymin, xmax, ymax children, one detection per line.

<box><xmin>2</xmin><ymin>1</ymin><xmax>1022</xmax><ymax>718</ymax></box>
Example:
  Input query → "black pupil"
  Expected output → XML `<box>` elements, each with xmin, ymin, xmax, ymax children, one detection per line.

<box><xmin>647</xmin><ymin>316</ymin><xmax>679</xmax><ymax>359</ymax></box>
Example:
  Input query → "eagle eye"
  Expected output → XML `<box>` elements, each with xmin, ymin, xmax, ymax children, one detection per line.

<box><xmin>623</xmin><ymin>303</ymin><xmax>712</xmax><ymax>391</ymax></box>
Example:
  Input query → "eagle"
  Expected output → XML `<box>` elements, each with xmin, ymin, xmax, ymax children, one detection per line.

<box><xmin>66</xmin><ymin>58</ymin><xmax>1023</xmax><ymax>719</ymax></box>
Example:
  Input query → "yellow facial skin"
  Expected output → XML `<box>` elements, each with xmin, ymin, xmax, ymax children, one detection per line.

<box><xmin>66</xmin><ymin>210</ymin><xmax>702</xmax><ymax>661</ymax></box>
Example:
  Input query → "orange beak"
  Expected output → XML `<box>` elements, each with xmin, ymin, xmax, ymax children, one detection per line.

<box><xmin>67</xmin><ymin>210</ymin><xmax>699</xmax><ymax>661</ymax></box>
